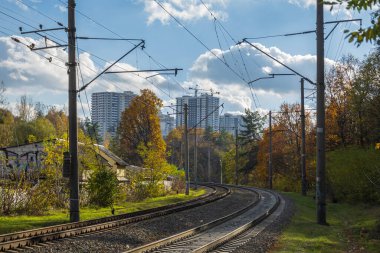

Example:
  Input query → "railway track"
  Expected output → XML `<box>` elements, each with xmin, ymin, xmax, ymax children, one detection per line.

<box><xmin>210</xmin><ymin>193</ymin><xmax>285</xmax><ymax>253</ymax></box>
<box><xmin>124</xmin><ymin>186</ymin><xmax>280</xmax><ymax>253</ymax></box>
<box><xmin>0</xmin><ymin>184</ymin><xmax>229</xmax><ymax>252</ymax></box>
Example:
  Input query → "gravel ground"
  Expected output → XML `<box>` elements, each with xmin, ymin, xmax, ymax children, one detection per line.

<box><xmin>231</xmin><ymin>194</ymin><xmax>295</xmax><ymax>253</ymax></box>
<box><xmin>24</xmin><ymin>187</ymin><xmax>258</xmax><ymax>253</ymax></box>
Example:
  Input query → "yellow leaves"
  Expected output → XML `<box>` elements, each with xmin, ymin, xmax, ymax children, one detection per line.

<box><xmin>27</xmin><ymin>135</ymin><xmax>37</xmax><ymax>143</ymax></box>
<box><xmin>119</xmin><ymin>89</ymin><xmax>166</xmax><ymax>166</ymax></box>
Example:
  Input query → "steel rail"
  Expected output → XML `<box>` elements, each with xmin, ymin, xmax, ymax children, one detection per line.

<box><xmin>0</xmin><ymin>185</ymin><xmax>230</xmax><ymax>252</ymax></box>
<box><xmin>123</xmin><ymin>185</ymin><xmax>263</xmax><ymax>253</ymax></box>
<box><xmin>193</xmin><ymin>188</ymin><xmax>281</xmax><ymax>252</ymax></box>
<box><xmin>211</xmin><ymin>192</ymin><xmax>285</xmax><ymax>253</ymax></box>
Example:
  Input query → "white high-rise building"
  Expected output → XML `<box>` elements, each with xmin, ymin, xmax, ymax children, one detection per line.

<box><xmin>175</xmin><ymin>94</ymin><xmax>220</xmax><ymax>131</ymax></box>
<box><xmin>219</xmin><ymin>113</ymin><xmax>245</xmax><ymax>136</ymax></box>
<box><xmin>91</xmin><ymin>91</ymin><xmax>137</xmax><ymax>139</ymax></box>
<box><xmin>159</xmin><ymin>112</ymin><xmax>175</xmax><ymax>137</ymax></box>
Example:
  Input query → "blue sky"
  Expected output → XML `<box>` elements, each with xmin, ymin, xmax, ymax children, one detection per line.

<box><xmin>0</xmin><ymin>0</ymin><xmax>377</xmax><ymax>118</ymax></box>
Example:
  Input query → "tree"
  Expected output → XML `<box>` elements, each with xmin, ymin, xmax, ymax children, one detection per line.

<box><xmin>326</xmin><ymin>0</ymin><xmax>380</xmax><ymax>45</ymax></box>
<box><xmin>119</xmin><ymin>89</ymin><xmax>165</xmax><ymax>165</ymax></box>
<box><xmin>165</xmin><ymin>127</ymin><xmax>184</xmax><ymax>168</ymax></box>
<box><xmin>45</xmin><ymin>107</ymin><xmax>68</xmax><ymax>137</ymax></box>
<box><xmin>253</xmin><ymin>103</ymin><xmax>316</xmax><ymax>192</ymax></box>
<box><xmin>13</xmin><ymin>117</ymin><xmax>56</xmax><ymax>145</ymax></box>
<box><xmin>80</xmin><ymin>117</ymin><xmax>102</xmax><ymax>144</ymax></box>
<box><xmin>16</xmin><ymin>95</ymin><xmax>34</xmax><ymax>122</ymax></box>
<box><xmin>325</xmin><ymin>55</ymin><xmax>359</xmax><ymax>148</ymax></box>
<box><xmin>239</xmin><ymin>109</ymin><xmax>265</xmax><ymax>145</ymax></box>
<box><xmin>0</xmin><ymin>109</ymin><xmax>14</xmax><ymax>147</ymax></box>
<box><xmin>87</xmin><ymin>166</ymin><xmax>119</xmax><ymax>208</ymax></box>
<box><xmin>351</xmin><ymin>48</ymin><xmax>380</xmax><ymax>145</ymax></box>
<box><xmin>238</xmin><ymin>109</ymin><xmax>266</xmax><ymax>182</ymax></box>
<box><xmin>0</xmin><ymin>81</ymin><xmax>7</xmax><ymax>107</ymax></box>
<box><xmin>360</xmin><ymin>48</ymin><xmax>380</xmax><ymax>144</ymax></box>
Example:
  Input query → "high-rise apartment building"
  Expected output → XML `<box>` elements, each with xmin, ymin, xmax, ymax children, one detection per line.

<box><xmin>91</xmin><ymin>91</ymin><xmax>137</xmax><ymax>139</ymax></box>
<box><xmin>175</xmin><ymin>94</ymin><xmax>220</xmax><ymax>131</ymax></box>
<box><xmin>219</xmin><ymin>113</ymin><xmax>245</xmax><ymax>136</ymax></box>
<box><xmin>159</xmin><ymin>112</ymin><xmax>175</xmax><ymax>137</ymax></box>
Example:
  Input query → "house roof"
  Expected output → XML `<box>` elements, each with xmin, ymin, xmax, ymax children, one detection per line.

<box><xmin>94</xmin><ymin>144</ymin><xmax>128</xmax><ymax>166</ymax></box>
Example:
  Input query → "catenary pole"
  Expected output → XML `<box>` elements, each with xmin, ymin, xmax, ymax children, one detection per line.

<box><xmin>184</xmin><ymin>104</ymin><xmax>190</xmax><ymax>195</ymax></box>
<box><xmin>194</xmin><ymin>120</ymin><xmax>198</xmax><ymax>189</ymax></box>
<box><xmin>300</xmin><ymin>78</ymin><xmax>307</xmax><ymax>196</ymax></box>
<box><xmin>207</xmin><ymin>143</ymin><xmax>211</xmax><ymax>182</ymax></box>
<box><xmin>220</xmin><ymin>159</ymin><xmax>223</xmax><ymax>184</ymax></box>
<box><xmin>235</xmin><ymin>124</ymin><xmax>238</xmax><ymax>185</ymax></box>
<box><xmin>268</xmin><ymin>110</ymin><xmax>273</xmax><ymax>189</ymax></box>
<box><xmin>68</xmin><ymin>0</ymin><xmax>79</xmax><ymax>222</ymax></box>
<box><xmin>316</xmin><ymin>0</ymin><xmax>327</xmax><ymax>225</ymax></box>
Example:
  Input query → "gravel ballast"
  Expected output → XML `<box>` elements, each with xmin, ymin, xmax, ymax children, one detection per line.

<box><xmin>231</xmin><ymin>194</ymin><xmax>295</xmax><ymax>253</ymax></box>
<box><xmin>24</xmin><ymin>187</ymin><xmax>258</xmax><ymax>253</ymax></box>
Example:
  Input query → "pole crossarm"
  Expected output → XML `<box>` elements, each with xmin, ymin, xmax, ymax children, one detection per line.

<box><xmin>248</xmin><ymin>76</ymin><xmax>274</xmax><ymax>84</ymax></box>
<box><xmin>76</xmin><ymin>37</ymin><xmax>143</xmax><ymax>41</ymax></box>
<box><xmin>243</xmin><ymin>18</ymin><xmax>361</xmax><ymax>41</ymax></box>
<box><xmin>18</xmin><ymin>25</ymin><xmax>65</xmax><ymax>47</ymax></box>
<box><xmin>248</xmin><ymin>73</ymin><xmax>296</xmax><ymax>84</ymax></box>
<box><xmin>31</xmin><ymin>44</ymin><xmax>68</xmax><ymax>51</ymax></box>
<box><xmin>243</xmin><ymin>30</ymin><xmax>316</xmax><ymax>40</ymax></box>
<box><xmin>241</xmin><ymin>39</ymin><xmax>316</xmax><ymax>85</ymax></box>
<box><xmin>105</xmin><ymin>68</ymin><xmax>183</xmax><ymax>75</ymax></box>
<box><xmin>77</xmin><ymin>40</ymin><xmax>145</xmax><ymax>93</ymax></box>
<box><xmin>20</xmin><ymin>27</ymin><xmax>66</xmax><ymax>34</ymax></box>
<box><xmin>324</xmin><ymin>18</ymin><xmax>362</xmax><ymax>25</ymax></box>
<box><xmin>145</xmin><ymin>72</ymin><xmax>177</xmax><ymax>79</ymax></box>
<box><xmin>324</xmin><ymin>19</ymin><xmax>362</xmax><ymax>40</ymax></box>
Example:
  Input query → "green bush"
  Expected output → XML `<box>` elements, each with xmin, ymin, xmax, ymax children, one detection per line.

<box><xmin>87</xmin><ymin>167</ymin><xmax>119</xmax><ymax>208</ymax></box>
<box><xmin>327</xmin><ymin>147</ymin><xmax>380</xmax><ymax>203</ymax></box>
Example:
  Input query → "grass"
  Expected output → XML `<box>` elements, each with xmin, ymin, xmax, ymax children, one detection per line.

<box><xmin>272</xmin><ymin>192</ymin><xmax>380</xmax><ymax>253</ymax></box>
<box><xmin>0</xmin><ymin>188</ymin><xmax>206</xmax><ymax>235</ymax></box>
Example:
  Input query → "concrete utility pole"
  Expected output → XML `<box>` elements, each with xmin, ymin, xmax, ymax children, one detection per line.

<box><xmin>207</xmin><ymin>143</ymin><xmax>211</xmax><ymax>182</ymax></box>
<box><xmin>68</xmin><ymin>0</ymin><xmax>79</xmax><ymax>222</ymax></box>
<box><xmin>316</xmin><ymin>0</ymin><xmax>327</xmax><ymax>225</ymax></box>
<box><xmin>220</xmin><ymin>159</ymin><xmax>223</xmax><ymax>184</ymax></box>
<box><xmin>268</xmin><ymin>111</ymin><xmax>273</xmax><ymax>189</ymax></box>
<box><xmin>300</xmin><ymin>78</ymin><xmax>307</xmax><ymax>196</ymax></box>
<box><xmin>194</xmin><ymin>121</ymin><xmax>198</xmax><ymax>189</ymax></box>
<box><xmin>190</xmin><ymin>85</ymin><xmax>198</xmax><ymax>189</ymax></box>
<box><xmin>184</xmin><ymin>104</ymin><xmax>190</xmax><ymax>195</ymax></box>
<box><xmin>235</xmin><ymin>125</ymin><xmax>239</xmax><ymax>185</ymax></box>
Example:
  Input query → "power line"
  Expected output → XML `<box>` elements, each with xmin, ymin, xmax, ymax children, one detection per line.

<box><xmin>9</xmin><ymin>36</ymin><xmax>67</xmax><ymax>70</ymax></box>
<box><xmin>198</xmin><ymin>0</ymin><xmax>260</xmax><ymax>107</ymax></box>
<box><xmin>244</xmin><ymin>30</ymin><xmax>316</xmax><ymax>40</ymax></box>
<box><xmin>14</xmin><ymin>0</ymin><xmax>65</xmax><ymax>27</ymax></box>
<box><xmin>1</xmin><ymin>23</ymin><xmax>69</xmax><ymax>66</ymax></box>
<box><xmin>1</xmin><ymin>6</ymin><xmax>148</xmax><ymax>89</ymax></box>
<box><xmin>60</xmin><ymin>0</ymin><xmax>188</xmax><ymax>95</ymax></box>
<box><xmin>153</xmin><ymin>0</ymin><xmax>248</xmax><ymax>85</ymax></box>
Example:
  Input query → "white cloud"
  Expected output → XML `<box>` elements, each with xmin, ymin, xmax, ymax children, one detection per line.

<box><xmin>288</xmin><ymin>0</ymin><xmax>352</xmax><ymax>18</ymax></box>
<box><xmin>0</xmin><ymin>35</ymin><xmax>188</xmax><ymax>118</ymax></box>
<box><xmin>0</xmin><ymin>35</ymin><xmax>330</xmax><ymax>116</ymax></box>
<box><xmin>7</xmin><ymin>0</ymin><xmax>28</xmax><ymax>11</ymax></box>
<box><xmin>141</xmin><ymin>0</ymin><xmax>229</xmax><ymax>25</ymax></box>
<box><xmin>0</xmin><ymin>36</ymin><xmax>67</xmax><ymax>93</ymax></box>
<box><xmin>288</xmin><ymin>0</ymin><xmax>314</xmax><ymax>8</ymax></box>
<box><xmin>54</xmin><ymin>4</ymin><xmax>67</xmax><ymax>13</ymax></box>
<box><xmin>188</xmin><ymin>42</ymin><xmax>334</xmax><ymax>112</ymax></box>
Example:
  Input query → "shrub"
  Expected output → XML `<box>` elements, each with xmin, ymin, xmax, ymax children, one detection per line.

<box><xmin>327</xmin><ymin>147</ymin><xmax>380</xmax><ymax>204</ymax></box>
<box><xmin>87</xmin><ymin>167</ymin><xmax>119</xmax><ymax>208</ymax></box>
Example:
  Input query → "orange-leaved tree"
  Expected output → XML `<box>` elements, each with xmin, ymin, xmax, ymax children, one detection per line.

<box><xmin>119</xmin><ymin>89</ymin><xmax>166</xmax><ymax>166</ymax></box>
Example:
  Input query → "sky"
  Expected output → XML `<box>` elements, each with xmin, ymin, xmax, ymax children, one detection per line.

<box><xmin>0</xmin><ymin>0</ymin><xmax>378</xmax><ymax>119</ymax></box>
